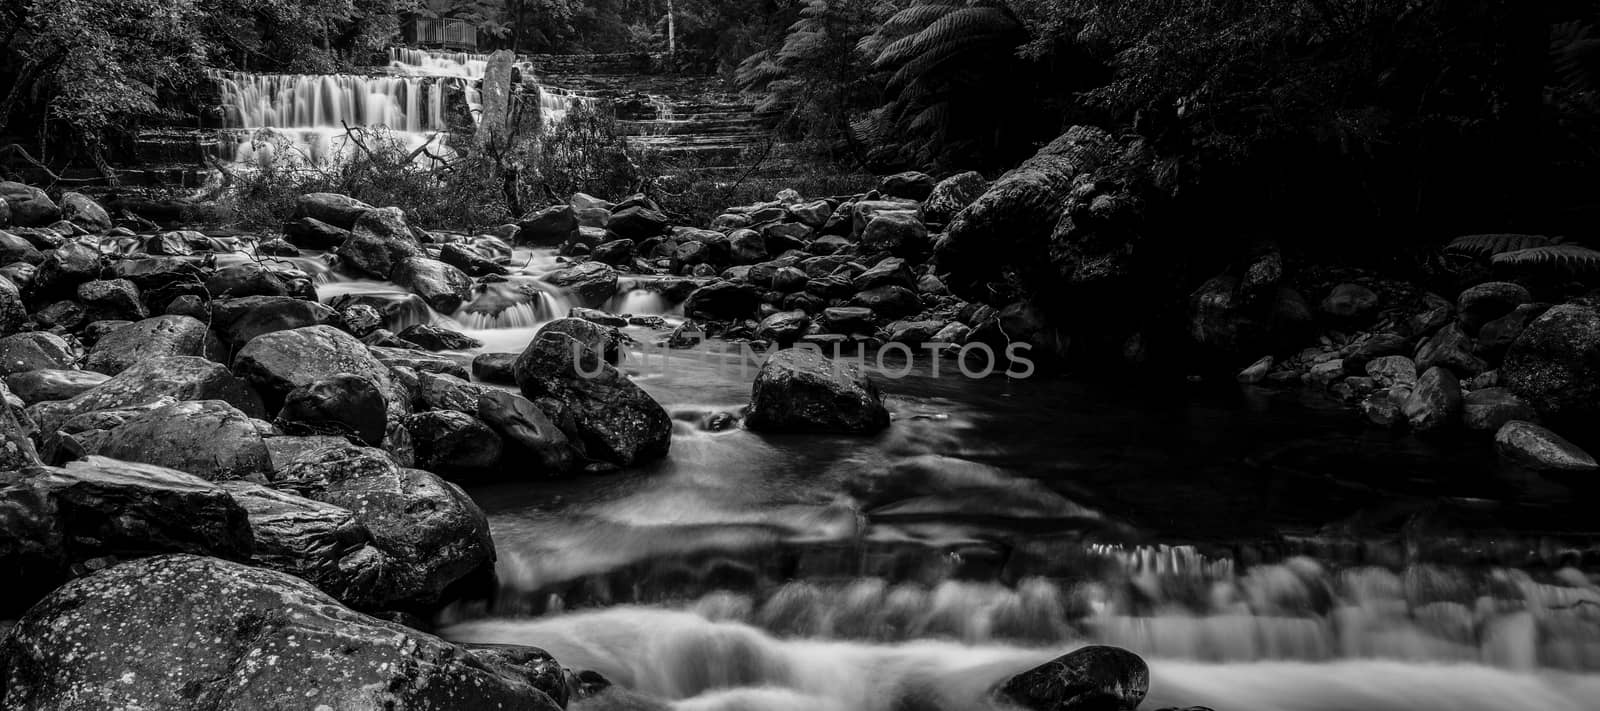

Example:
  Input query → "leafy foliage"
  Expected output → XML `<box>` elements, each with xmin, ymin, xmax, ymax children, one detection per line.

<box><xmin>1492</xmin><ymin>244</ymin><xmax>1600</xmax><ymax>274</ymax></box>
<box><xmin>1446</xmin><ymin>234</ymin><xmax>1558</xmax><ymax>259</ymax></box>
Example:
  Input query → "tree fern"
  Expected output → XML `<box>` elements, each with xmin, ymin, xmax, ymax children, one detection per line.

<box><xmin>1445</xmin><ymin>234</ymin><xmax>1557</xmax><ymax>259</ymax></box>
<box><xmin>1491</xmin><ymin>244</ymin><xmax>1600</xmax><ymax>274</ymax></box>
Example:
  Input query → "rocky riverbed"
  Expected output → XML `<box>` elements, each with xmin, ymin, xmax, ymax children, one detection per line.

<box><xmin>0</xmin><ymin>166</ymin><xmax>1597</xmax><ymax>709</ymax></box>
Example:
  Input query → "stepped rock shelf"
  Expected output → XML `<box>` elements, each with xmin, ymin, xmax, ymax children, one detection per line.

<box><xmin>121</xmin><ymin>49</ymin><xmax>780</xmax><ymax>186</ymax></box>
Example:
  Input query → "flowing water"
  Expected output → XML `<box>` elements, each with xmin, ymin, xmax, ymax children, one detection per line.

<box><xmin>260</xmin><ymin>241</ymin><xmax>1600</xmax><ymax>709</ymax></box>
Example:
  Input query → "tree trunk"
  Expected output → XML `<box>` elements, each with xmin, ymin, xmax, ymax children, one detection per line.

<box><xmin>666</xmin><ymin>0</ymin><xmax>676</xmax><ymax>55</ymax></box>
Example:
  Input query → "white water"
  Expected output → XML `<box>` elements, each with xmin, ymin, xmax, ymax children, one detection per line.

<box><xmin>446</xmin><ymin>607</ymin><xmax>1600</xmax><ymax>711</ymax></box>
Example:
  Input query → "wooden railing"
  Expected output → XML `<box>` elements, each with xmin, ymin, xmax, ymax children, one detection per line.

<box><xmin>411</xmin><ymin>18</ymin><xmax>478</xmax><ymax>51</ymax></box>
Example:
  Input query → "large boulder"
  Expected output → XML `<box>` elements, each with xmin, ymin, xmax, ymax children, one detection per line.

<box><xmin>1403</xmin><ymin>366</ymin><xmax>1463</xmax><ymax>432</ymax></box>
<box><xmin>997</xmin><ymin>645</ymin><xmax>1149</xmax><ymax>711</ymax></box>
<box><xmin>277</xmin><ymin>373</ymin><xmax>388</xmax><ymax>446</ymax></box>
<box><xmin>209</xmin><ymin>295</ymin><xmax>342</xmax><ymax>347</ymax></box>
<box><xmin>1414</xmin><ymin>322</ymin><xmax>1487</xmax><ymax>376</ymax></box>
<box><xmin>291</xmin><ymin>192</ymin><xmax>374</xmax><ymax>229</ymax></box>
<box><xmin>4</xmin><ymin>369</ymin><xmax>108</xmax><ymax>404</ymax></box>
<box><xmin>0</xmin><ymin>457</ymin><xmax>253</xmax><ymax>615</ymax></box>
<box><xmin>936</xmin><ymin>127</ymin><xmax>1115</xmax><ymax>298</ymax></box>
<box><xmin>1494</xmin><ymin>421</ymin><xmax>1599</xmax><ymax>472</ymax></box>
<box><xmin>860</xmin><ymin>211</ymin><xmax>929</xmax><ymax>256</ymax></box>
<box><xmin>919</xmin><ymin>171</ymin><xmax>987</xmax><ymax>224</ymax></box>
<box><xmin>336</xmin><ymin>207</ymin><xmax>424</xmax><ymax>279</ymax></box>
<box><xmin>232</xmin><ymin>325</ymin><xmax>403</xmax><ymax>418</ymax></box>
<box><xmin>684</xmin><ymin>281</ymin><xmax>761</xmax><ymax>320</ymax></box>
<box><xmin>745</xmin><ymin>348</ymin><xmax>890</xmax><ymax>434</ymax></box>
<box><xmin>546</xmin><ymin>261</ymin><xmax>619</xmax><ymax>307</ymax></box>
<box><xmin>878</xmin><ymin>171</ymin><xmax>936</xmax><ymax>201</ymax></box>
<box><xmin>69</xmin><ymin>400</ymin><xmax>272</xmax><ymax>482</ymax></box>
<box><xmin>392</xmin><ymin>256</ymin><xmax>474</xmax><ymax>313</ymax></box>
<box><xmin>282</xmin><ymin>215</ymin><xmax>351</xmax><ymax>249</ymax></box>
<box><xmin>606</xmin><ymin>205</ymin><xmax>671</xmax><ymax>240</ymax></box>
<box><xmin>476</xmin><ymin>390</ymin><xmax>577</xmax><ymax>477</ymax></box>
<box><xmin>58</xmin><ymin>192</ymin><xmax>112</xmax><ymax>232</ymax></box>
<box><xmin>1463</xmin><ymin>387</ymin><xmax>1539</xmax><ymax>432</ymax></box>
<box><xmin>84</xmin><ymin>314</ymin><xmax>214</xmax><ymax>375</ymax></box>
<box><xmin>0</xmin><ymin>229</ymin><xmax>43</xmax><ymax>266</ymax></box>
<box><xmin>1457</xmin><ymin>281</ymin><xmax>1532</xmax><ymax>334</ymax></box>
<box><xmin>513</xmin><ymin>331</ymin><xmax>671</xmax><ymax>466</ymax></box>
<box><xmin>0</xmin><ymin>182</ymin><xmax>60</xmax><ymax>226</ymax></box>
<box><xmin>0</xmin><ymin>554</ymin><xmax>564</xmax><ymax>710</ymax></box>
<box><xmin>0</xmin><ymin>332</ymin><xmax>79</xmax><ymax>375</ymax></box>
<box><xmin>204</xmin><ymin>263</ymin><xmax>290</xmax><ymax>298</ymax></box>
<box><xmin>218</xmin><ymin>481</ymin><xmax>391</xmax><ymax>608</ymax></box>
<box><xmin>540</xmin><ymin>317</ymin><xmax>626</xmax><ymax>364</ymax></box>
<box><xmin>405</xmin><ymin>410</ymin><xmax>503</xmax><ymax>475</ymax></box>
<box><xmin>31</xmin><ymin>356</ymin><xmax>265</xmax><ymax>435</ymax></box>
<box><xmin>1502</xmin><ymin>304</ymin><xmax>1600</xmax><ymax>425</ymax></box>
<box><xmin>517</xmin><ymin>204</ymin><xmax>580</xmax><ymax>245</ymax></box>
<box><xmin>272</xmin><ymin>443</ymin><xmax>494</xmax><ymax>607</ymax></box>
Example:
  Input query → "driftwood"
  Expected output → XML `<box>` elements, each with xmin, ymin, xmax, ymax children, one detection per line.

<box><xmin>0</xmin><ymin>142</ymin><xmax>117</xmax><ymax>187</ymax></box>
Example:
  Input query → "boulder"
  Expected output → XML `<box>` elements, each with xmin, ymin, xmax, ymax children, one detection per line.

<box><xmin>416</xmin><ymin>371</ymin><xmax>487</xmax><ymax>414</ymax></box>
<box><xmin>756</xmin><ymin>310</ymin><xmax>811</xmax><ymax>345</ymax></box>
<box><xmin>4</xmin><ymin>369</ymin><xmax>108</xmax><ymax>404</ymax></box>
<box><xmin>405</xmin><ymin>410</ymin><xmax>503</xmax><ymax>474</ymax></box>
<box><xmin>886</xmin><ymin>319</ymin><xmax>946</xmax><ymax>346</ymax></box>
<box><xmin>0</xmin><ymin>554</ymin><xmax>563</xmax><ymax>710</ymax></box>
<box><xmin>1457</xmin><ymin>281</ymin><xmax>1532</xmax><ymax>334</ymax></box>
<box><xmin>546</xmin><ymin>261</ymin><xmax>619</xmax><ymax>307</ymax></box>
<box><xmin>336</xmin><ymin>208</ymin><xmax>424</xmax><ymax>279</ymax></box>
<box><xmin>58</xmin><ymin>192</ymin><xmax>112</xmax><ymax>232</ymax></box>
<box><xmin>1</xmin><ymin>381</ymin><xmax>40</xmax><ymax>470</ymax></box>
<box><xmin>745</xmin><ymin>348</ymin><xmax>890</xmax><ymax>434</ymax></box>
<box><xmin>476</xmin><ymin>390</ymin><xmax>577</xmax><ymax>477</ymax></box>
<box><xmin>1403</xmin><ymin>366</ymin><xmax>1463</xmax><ymax>432</ymax></box>
<box><xmin>513</xmin><ymin>331</ymin><xmax>671</xmax><ymax>466</ymax></box>
<box><xmin>517</xmin><ymin>204</ymin><xmax>580</xmax><ymax>246</ymax></box>
<box><xmin>823</xmin><ymin>306</ymin><xmax>876</xmax><ymax>334</ymax></box>
<box><xmin>392</xmin><ymin>256</ymin><xmax>474</xmax><ymax>314</ymax></box>
<box><xmin>860</xmin><ymin>212</ymin><xmax>929</xmax><ymax>256</ymax></box>
<box><xmin>1414</xmin><ymin>322</ymin><xmax>1487</xmax><ymax>376</ymax></box>
<box><xmin>218</xmin><ymin>480</ymin><xmax>391</xmax><ymax>608</ymax></box>
<box><xmin>789</xmin><ymin>200</ymin><xmax>835</xmax><ymax>228</ymax></box>
<box><xmin>35</xmin><ymin>242</ymin><xmax>103</xmax><ymax>297</ymax></box>
<box><xmin>398</xmin><ymin>323</ymin><xmax>483</xmax><ymax>351</ymax></box>
<box><xmin>1463</xmin><ymin>388</ymin><xmax>1539</xmax><ymax>432</ymax></box>
<box><xmin>1477</xmin><ymin>303</ymin><xmax>1550</xmax><ymax>361</ymax></box>
<box><xmin>472</xmin><ymin>352</ymin><xmax>519</xmax><ymax>384</ymax></box>
<box><xmin>0</xmin><ymin>332</ymin><xmax>79</xmax><ymax>375</ymax></box>
<box><xmin>85</xmin><ymin>314</ymin><xmax>214</xmax><ymax>375</ymax></box>
<box><xmin>919</xmin><ymin>171</ymin><xmax>987</xmax><ymax>224</ymax></box>
<box><xmin>1343</xmin><ymin>332</ymin><xmax>1412</xmax><ymax>372</ymax></box>
<box><xmin>854</xmin><ymin>257</ymin><xmax>917</xmax><ymax>291</ymax></box>
<box><xmin>272</xmin><ymin>443</ymin><xmax>494</xmax><ymax>606</ymax></box>
<box><xmin>210</xmin><ymin>295</ymin><xmax>342</xmax><ymax>347</ymax></box>
<box><xmin>71</xmin><ymin>400</ymin><xmax>272</xmax><ymax>482</ymax></box>
<box><xmin>232</xmin><ymin>325</ymin><xmax>403</xmax><ymax>420</ymax></box>
<box><xmin>1502</xmin><ymin>304</ymin><xmax>1600</xmax><ymax>424</ymax></box>
<box><xmin>729</xmin><ymin>228</ymin><xmax>768</xmax><ymax>264</ymax></box>
<box><xmin>878</xmin><ymin>171</ymin><xmax>936</xmax><ymax>201</ymax></box>
<box><xmin>439</xmin><ymin>242</ymin><xmax>509</xmax><ymax>277</ymax></box>
<box><xmin>369</xmin><ymin>347</ymin><xmax>470</xmax><ymax>380</ymax></box>
<box><xmin>851</xmin><ymin>285</ymin><xmax>922</xmax><ymax>318</ymax></box>
<box><xmin>0</xmin><ymin>275</ymin><xmax>22</xmax><ymax>335</ymax></box>
<box><xmin>1494</xmin><ymin>421</ymin><xmax>1599</xmax><ymax>472</ymax></box>
<box><xmin>607</xmin><ymin>205</ymin><xmax>671</xmax><ymax>240</ymax></box>
<box><xmin>997</xmin><ymin>645</ymin><xmax>1148</xmax><ymax>711</ymax></box>
<box><xmin>0</xmin><ymin>229</ymin><xmax>43</xmax><ymax>266</ymax></box>
<box><xmin>1321</xmin><ymin>283</ymin><xmax>1380</xmax><ymax>320</ymax></box>
<box><xmin>541</xmin><ymin>316</ymin><xmax>627</xmax><ymax>364</ymax></box>
<box><xmin>1365</xmin><ymin>355</ymin><xmax>1419</xmax><ymax>388</ymax></box>
<box><xmin>282</xmin><ymin>215</ymin><xmax>351</xmax><ymax>249</ymax></box>
<box><xmin>591</xmin><ymin>238</ymin><xmax>636</xmax><ymax>265</ymax></box>
<box><xmin>0</xmin><ymin>181</ymin><xmax>60</xmax><ymax>226</ymax></box>
<box><xmin>278</xmin><ymin>373</ymin><xmax>388</xmax><ymax>445</ymax></box>
<box><xmin>33</xmin><ymin>356</ymin><xmax>265</xmax><ymax>435</ymax></box>
<box><xmin>684</xmin><ymin>281</ymin><xmax>762</xmax><ymax>320</ymax></box>
<box><xmin>291</xmin><ymin>192</ymin><xmax>374</xmax><ymax>229</ymax></box>
<box><xmin>1237</xmin><ymin>355</ymin><xmax>1274</xmax><ymax>384</ymax></box>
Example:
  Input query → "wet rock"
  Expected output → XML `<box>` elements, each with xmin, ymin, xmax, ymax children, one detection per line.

<box><xmin>860</xmin><ymin>212</ymin><xmax>928</xmax><ymax>256</ymax></box>
<box><xmin>232</xmin><ymin>325</ymin><xmax>402</xmax><ymax>420</ymax></box>
<box><xmin>75</xmin><ymin>278</ymin><xmax>145</xmax><ymax>322</ymax></box>
<box><xmin>1403</xmin><ymin>366</ymin><xmax>1463</xmax><ymax>432</ymax></box>
<box><xmin>919</xmin><ymin>172</ymin><xmax>987</xmax><ymax>224</ymax></box>
<box><xmin>370</xmin><ymin>347</ymin><xmax>470</xmax><ymax>380</ymax></box>
<box><xmin>74</xmin><ymin>400</ymin><xmax>272</xmax><ymax>482</ymax></box>
<box><xmin>338</xmin><ymin>302</ymin><xmax>385</xmax><ymax>337</ymax></box>
<box><xmin>0</xmin><ymin>181</ymin><xmax>60</xmax><ymax>226</ymax></box>
<box><xmin>823</xmin><ymin>306</ymin><xmax>876</xmax><ymax>334</ymax></box>
<box><xmin>997</xmin><ymin>645</ymin><xmax>1149</xmax><ymax>711</ymax></box>
<box><xmin>0</xmin><ymin>332</ymin><xmax>78</xmax><ymax>375</ymax></box>
<box><xmin>607</xmin><ymin>205</ymin><xmax>671</xmax><ymax>240</ymax></box>
<box><xmin>405</xmin><ymin>410</ymin><xmax>503</xmax><ymax>474</ymax></box>
<box><xmin>0</xmin><ymin>276</ymin><xmax>22</xmax><ymax>335</ymax></box>
<box><xmin>592</xmin><ymin>238</ymin><xmax>636</xmax><ymax>265</ymax></box>
<box><xmin>773</xmin><ymin>266</ymin><xmax>809</xmax><ymax>292</ymax></box>
<box><xmin>1502</xmin><ymin>304</ymin><xmax>1600</xmax><ymax>424</ymax></box>
<box><xmin>746</xmin><ymin>348</ymin><xmax>890</xmax><ymax>434</ymax></box>
<box><xmin>210</xmin><ymin>295</ymin><xmax>342</xmax><ymax>347</ymax></box>
<box><xmin>513</xmin><ymin>331</ymin><xmax>671</xmax><ymax>466</ymax></box>
<box><xmin>415</xmin><ymin>371</ymin><xmax>486</xmax><ymax>414</ymax></box>
<box><xmin>0</xmin><ymin>229</ymin><xmax>42</xmax><ymax>266</ymax></box>
<box><xmin>278</xmin><ymin>373</ymin><xmax>388</xmax><ymax>445</ymax></box>
<box><xmin>1343</xmin><ymin>332</ymin><xmax>1412</xmax><ymax>372</ymax></box>
<box><xmin>1237</xmin><ymin>356</ymin><xmax>1274</xmax><ymax>384</ymax></box>
<box><xmin>4</xmin><ymin>368</ymin><xmax>108</xmax><ymax>403</ymax></box>
<box><xmin>337</xmin><ymin>207</ymin><xmax>424</xmax><ymax>279</ymax></box>
<box><xmin>932</xmin><ymin>321</ymin><xmax>972</xmax><ymax>345</ymax></box>
<box><xmin>218</xmin><ymin>480</ymin><xmax>390</xmax><ymax>608</ymax></box>
<box><xmin>32</xmin><ymin>356</ymin><xmax>265</xmax><ymax>435</ymax></box>
<box><xmin>398</xmin><ymin>323</ymin><xmax>483</xmax><ymax>351</ymax></box>
<box><xmin>685</xmin><ymin>281</ymin><xmax>762</xmax><ymax>320</ymax></box>
<box><xmin>272</xmin><ymin>443</ymin><xmax>493</xmax><ymax>606</ymax></box>
<box><xmin>0</xmin><ymin>554</ymin><xmax>562</xmax><ymax>709</ymax></box>
<box><xmin>570</xmin><ymin>306</ymin><xmax>627</xmax><ymax>327</ymax></box>
<box><xmin>1463</xmin><ymin>387</ymin><xmax>1539</xmax><ymax>432</ymax></box>
<box><xmin>1477</xmin><ymin>303</ymin><xmax>1550</xmax><ymax>361</ymax></box>
<box><xmin>204</xmin><ymin>262</ymin><xmax>290</xmax><ymax>298</ymax></box>
<box><xmin>879</xmin><ymin>171</ymin><xmax>936</xmax><ymax>200</ymax></box>
<box><xmin>541</xmin><ymin>316</ymin><xmax>627</xmax><ymax>365</ymax></box>
<box><xmin>518</xmin><ymin>204</ymin><xmax>580</xmax><ymax>246</ymax></box>
<box><xmin>854</xmin><ymin>257</ymin><xmax>916</xmax><ymax>291</ymax></box>
<box><xmin>476</xmin><ymin>390</ymin><xmax>577</xmax><ymax>477</ymax></box>
<box><xmin>1458</xmin><ymin>281</ymin><xmax>1532</xmax><ymax>334</ymax></box>
<box><xmin>291</xmin><ymin>192</ymin><xmax>374</xmax><ymax>229</ymax></box>
<box><xmin>282</xmin><ymin>215</ymin><xmax>351</xmax><ymax>249</ymax></box>
<box><xmin>1321</xmin><ymin>283</ymin><xmax>1380</xmax><ymax>320</ymax></box>
<box><xmin>392</xmin><ymin>256</ymin><xmax>474</xmax><ymax>314</ymax></box>
<box><xmin>35</xmin><ymin>243</ymin><xmax>103</xmax><ymax>299</ymax></box>
<box><xmin>472</xmin><ymin>351</ymin><xmax>519</xmax><ymax>384</ymax></box>
<box><xmin>439</xmin><ymin>242</ymin><xmax>509</xmax><ymax>277</ymax></box>
<box><xmin>886</xmin><ymin>319</ymin><xmax>945</xmax><ymax>346</ymax></box>
<box><xmin>0</xmin><ymin>381</ymin><xmax>40</xmax><ymax>469</ymax></box>
<box><xmin>1361</xmin><ymin>389</ymin><xmax>1406</xmax><ymax>428</ymax></box>
<box><xmin>85</xmin><ymin>314</ymin><xmax>214</xmax><ymax>375</ymax></box>
<box><xmin>728</xmin><ymin>228</ymin><xmax>768</xmax><ymax>264</ymax></box>
<box><xmin>58</xmin><ymin>192</ymin><xmax>111</xmax><ymax>232</ymax></box>
<box><xmin>757</xmin><ymin>310</ymin><xmax>811</xmax><ymax>346</ymax></box>
<box><xmin>1365</xmin><ymin>355</ymin><xmax>1419</xmax><ymax>388</ymax></box>
<box><xmin>547</xmin><ymin>260</ymin><xmax>620</xmax><ymax>307</ymax></box>
<box><xmin>851</xmin><ymin>285</ymin><xmax>922</xmax><ymax>318</ymax></box>
<box><xmin>1415</xmin><ymin>322</ymin><xmax>1487</xmax><ymax>376</ymax></box>
<box><xmin>1494</xmin><ymin>421</ymin><xmax>1599</xmax><ymax>472</ymax></box>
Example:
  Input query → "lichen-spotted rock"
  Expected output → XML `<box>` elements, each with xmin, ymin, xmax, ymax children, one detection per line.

<box><xmin>0</xmin><ymin>554</ymin><xmax>565</xmax><ymax>711</ymax></box>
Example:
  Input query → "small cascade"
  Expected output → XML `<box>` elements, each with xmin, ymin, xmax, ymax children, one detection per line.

<box><xmin>454</xmin><ymin>279</ymin><xmax>574</xmax><ymax>330</ymax></box>
<box><xmin>608</xmin><ymin>288</ymin><xmax>668</xmax><ymax>316</ymax></box>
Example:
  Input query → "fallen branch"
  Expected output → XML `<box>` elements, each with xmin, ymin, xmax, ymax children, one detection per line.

<box><xmin>0</xmin><ymin>143</ymin><xmax>117</xmax><ymax>187</ymax></box>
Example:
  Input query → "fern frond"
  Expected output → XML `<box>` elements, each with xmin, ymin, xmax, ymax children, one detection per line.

<box><xmin>1491</xmin><ymin>244</ymin><xmax>1600</xmax><ymax>273</ymax></box>
<box><xmin>1445</xmin><ymin>234</ymin><xmax>1556</xmax><ymax>259</ymax></box>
